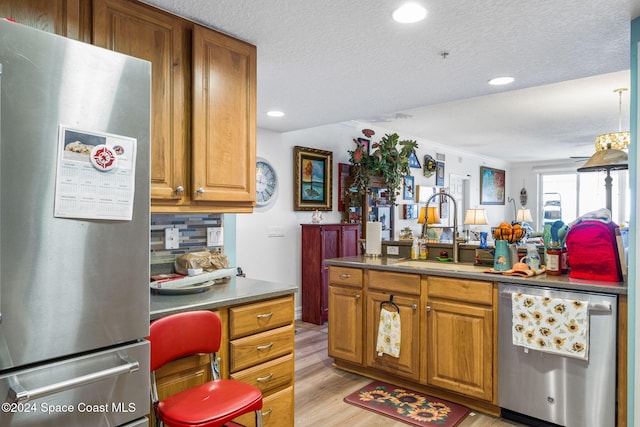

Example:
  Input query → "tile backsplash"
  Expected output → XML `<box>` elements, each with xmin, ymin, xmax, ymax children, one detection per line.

<box><xmin>150</xmin><ymin>213</ymin><xmax>224</xmax><ymax>273</ymax></box>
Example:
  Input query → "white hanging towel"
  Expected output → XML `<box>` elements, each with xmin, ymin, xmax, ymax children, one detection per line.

<box><xmin>376</xmin><ymin>307</ymin><xmax>401</xmax><ymax>358</ymax></box>
<box><xmin>511</xmin><ymin>293</ymin><xmax>590</xmax><ymax>360</ymax></box>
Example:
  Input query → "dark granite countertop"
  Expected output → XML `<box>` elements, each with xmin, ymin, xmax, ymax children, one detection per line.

<box><xmin>324</xmin><ymin>256</ymin><xmax>627</xmax><ymax>295</ymax></box>
<box><xmin>150</xmin><ymin>276</ymin><xmax>298</xmax><ymax>320</ymax></box>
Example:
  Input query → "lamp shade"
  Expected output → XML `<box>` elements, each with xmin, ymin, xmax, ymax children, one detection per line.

<box><xmin>418</xmin><ymin>206</ymin><xmax>440</xmax><ymax>224</ymax></box>
<box><xmin>577</xmin><ymin>148</ymin><xmax>628</xmax><ymax>172</ymax></box>
<box><xmin>463</xmin><ymin>208</ymin><xmax>488</xmax><ymax>225</ymax></box>
<box><xmin>516</xmin><ymin>208</ymin><xmax>533</xmax><ymax>223</ymax></box>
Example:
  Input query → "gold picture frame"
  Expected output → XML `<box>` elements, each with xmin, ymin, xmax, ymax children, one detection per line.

<box><xmin>293</xmin><ymin>146</ymin><xmax>333</xmax><ymax>211</ymax></box>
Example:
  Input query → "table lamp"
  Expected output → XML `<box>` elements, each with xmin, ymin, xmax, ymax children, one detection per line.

<box><xmin>516</xmin><ymin>208</ymin><xmax>533</xmax><ymax>224</ymax></box>
<box><xmin>418</xmin><ymin>206</ymin><xmax>440</xmax><ymax>239</ymax></box>
<box><xmin>463</xmin><ymin>208</ymin><xmax>488</xmax><ymax>242</ymax></box>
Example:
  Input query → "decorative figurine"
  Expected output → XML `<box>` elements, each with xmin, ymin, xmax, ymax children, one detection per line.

<box><xmin>311</xmin><ymin>210</ymin><xmax>323</xmax><ymax>224</ymax></box>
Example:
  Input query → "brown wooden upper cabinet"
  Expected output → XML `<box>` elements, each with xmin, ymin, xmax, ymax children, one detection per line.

<box><xmin>0</xmin><ymin>0</ymin><xmax>92</xmax><ymax>42</ymax></box>
<box><xmin>94</xmin><ymin>0</ymin><xmax>256</xmax><ymax>213</ymax></box>
<box><xmin>93</xmin><ymin>0</ymin><xmax>191</xmax><ymax>208</ymax></box>
<box><xmin>1</xmin><ymin>0</ymin><xmax>257</xmax><ymax>212</ymax></box>
<box><xmin>191</xmin><ymin>24</ymin><xmax>256</xmax><ymax>211</ymax></box>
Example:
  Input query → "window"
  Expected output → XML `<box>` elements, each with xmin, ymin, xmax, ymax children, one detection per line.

<box><xmin>539</xmin><ymin>169</ymin><xmax>629</xmax><ymax>228</ymax></box>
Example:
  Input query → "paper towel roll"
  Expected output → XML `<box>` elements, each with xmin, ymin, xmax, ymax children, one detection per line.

<box><xmin>366</xmin><ymin>221</ymin><xmax>382</xmax><ymax>255</ymax></box>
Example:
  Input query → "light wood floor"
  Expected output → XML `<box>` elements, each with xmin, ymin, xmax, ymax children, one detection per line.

<box><xmin>294</xmin><ymin>321</ymin><xmax>526</xmax><ymax>427</ymax></box>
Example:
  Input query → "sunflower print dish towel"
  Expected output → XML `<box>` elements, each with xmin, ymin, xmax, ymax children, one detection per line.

<box><xmin>512</xmin><ymin>293</ymin><xmax>589</xmax><ymax>360</ymax></box>
<box><xmin>376</xmin><ymin>307</ymin><xmax>401</xmax><ymax>358</ymax></box>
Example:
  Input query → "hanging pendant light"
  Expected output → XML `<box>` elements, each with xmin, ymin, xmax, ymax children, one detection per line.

<box><xmin>577</xmin><ymin>88</ymin><xmax>630</xmax><ymax>211</ymax></box>
<box><xmin>593</xmin><ymin>88</ymin><xmax>630</xmax><ymax>152</ymax></box>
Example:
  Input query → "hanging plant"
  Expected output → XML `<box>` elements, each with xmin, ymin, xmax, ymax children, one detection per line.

<box><xmin>347</xmin><ymin>131</ymin><xmax>418</xmax><ymax>206</ymax></box>
<box><xmin>347</xmin><ymin>137</ymin><xmax>373</xmax><ymax>196</ymax></box>
<box><xmin>370</xmin><ymin>133</ymin><xmax>418</xmax><ymax>205</ymax></box>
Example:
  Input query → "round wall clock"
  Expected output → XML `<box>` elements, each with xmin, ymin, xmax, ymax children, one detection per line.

<box><xmin>256</xmin><ymin>158</ymin><xmax>278</xmax><ymax>206</ymax></box>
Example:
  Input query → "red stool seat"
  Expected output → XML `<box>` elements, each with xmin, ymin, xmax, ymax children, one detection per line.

<box><xmin>156</xmin><ymin>379</ymin><xmax>262</xmax><ymax>427</ymax></box>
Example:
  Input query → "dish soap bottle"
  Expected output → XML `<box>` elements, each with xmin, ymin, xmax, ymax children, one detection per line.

<box><xmin>411</xmin><ymin>238</ymin><xmax>419</xmax><ymax>260</ymax></box>
<box><xmin>419</xmin><ymin>238</ymin><xmax>428</xmax><ymax>260</ymax></box>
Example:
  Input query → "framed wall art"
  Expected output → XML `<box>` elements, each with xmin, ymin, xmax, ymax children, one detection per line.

<box><xmin>480</xmin><ymin>166</ymin><xmax>505</xmax><ymax>205</ymax></box>
<box><xmin>439</xmin><ymin>189</ymin><xmax>449</xmax><ymax>219</ymax></box>
<box><xmin>403</xmin><ymin>175</ymin><xmax>414</xmax><ymax>201</ymax></box>
<box><xmin>294</xmin><ymin>146</ymin><xmax>333</xmax><ymax>211</ymax></box>
<box><xmin>408</xmin><ymin>151</ymin><xmax>421</xmax><ymax>168</ymax></box>
<box><xmin>403</xmin><ymin>203</ymin><xmax>418</xmax><ymax>219</ymax></box>
<box><xmin>436</xmin><ymin>161</ymin><xmax>445</xmax><ymax>186</ymax></box>
<box><xmin>337</xmin><ymin>163</ymin><xmax>352</xmax><ymax>211</ymax></box>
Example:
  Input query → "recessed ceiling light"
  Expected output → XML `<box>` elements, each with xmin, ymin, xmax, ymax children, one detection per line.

<box><xmin>488</xmin><ymin>77</ymin><xmax>515</xmax><ymax>86</ymax></box>
<box><xmin>267</xmin><ymin>110</ymin><xmax>284</xmax><ymax>117</ymax></box>
<box><xmin>392</xmin><ymin>3</ymin><xmax>427</xmax><ymax>23</ymax></box>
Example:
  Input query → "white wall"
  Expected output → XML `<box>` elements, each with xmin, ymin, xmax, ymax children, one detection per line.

<box><xmin>236</xmin><ymin>121</ymin><xmax>516</xmax><ymax>317</ymax></box>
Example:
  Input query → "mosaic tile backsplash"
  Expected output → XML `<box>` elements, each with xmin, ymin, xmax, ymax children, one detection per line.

<box><xmin>150</xmin><ymin>213</ymin><xmax>224</xmax><ymax>274</ymax></box>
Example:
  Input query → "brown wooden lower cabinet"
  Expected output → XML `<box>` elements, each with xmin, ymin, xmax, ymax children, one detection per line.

<box><xmin>328</xmin><ymin>265</ymin><xmax>499</xmax><ymax>415</ymax></box>
<box><xmin>233</xmin><ymin>386</ymin><xmax>294</xmax><ymax>427</ymax></box>
<box><xmin>365</xmin><ymin>290</ymin><xmax>421</xmax><ymax>380</ymax></box>
<box><xmin>328</xmin><ymin>284</ymin><xmax>363</xmax><ymax>364</ymax></box>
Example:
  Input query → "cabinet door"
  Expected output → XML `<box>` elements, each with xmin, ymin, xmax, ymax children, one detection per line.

<box><xmin>328</xmin><ymin>285</ymin><xmax>363</xmax><ymax>364</ymax></box>
<box><xmin>0</xmin><ymin>0</ymin><xmax>91</xmax><ymax>41</ymax></box>
<box><xmin>192</xmin><ymin>24</ymin><xmax>256</xmax><ymax>208</ymax></box>
<box><xmin>340</xmin><ymin>224</ymin><xmax>361</xmax><ymax>256</ymax></box>
<box><xmin>366</xmin><ymin>291</ymin><xmax>421</xmax><ymax>380</ymax></box>
<box><xmin>93</xmin><ymin>0</ymin><xmax>189</xmax><ymax>204</ymax></box>
<box><xmin>427</xmin><ymin>298</ymin><xmax>493</xmax><ymax>401</ymax></box>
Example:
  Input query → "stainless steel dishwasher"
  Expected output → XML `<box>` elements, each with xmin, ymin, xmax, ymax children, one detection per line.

<box><xmin>498</xmin><ymin>283</ymin><xmax>617</xmax><ymax>427</ymax></box>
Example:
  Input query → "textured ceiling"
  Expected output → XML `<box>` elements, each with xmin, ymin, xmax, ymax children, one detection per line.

<box><xmin>141</xmin><ymin>0</ymin><xmax>640</xmax><ymax>163</ymax></box>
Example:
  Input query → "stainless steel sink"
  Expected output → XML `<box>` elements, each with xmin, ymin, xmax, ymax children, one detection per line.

<box><xmin>392</xmin><ymin>260</ymin><xmax>485</xmax><ymax>272</ymax></box>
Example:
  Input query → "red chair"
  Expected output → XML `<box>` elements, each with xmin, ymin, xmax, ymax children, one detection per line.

<box><xmin>148</xmin><ymin>310</ymin><xmax>263</xmax><ymax>427</ymax></box>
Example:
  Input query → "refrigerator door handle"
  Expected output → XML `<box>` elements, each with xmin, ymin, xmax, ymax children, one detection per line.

<box><xmin>5</xmin><ymin>356</ymin><xmax>140</xmax><ymax>404</ymax></box>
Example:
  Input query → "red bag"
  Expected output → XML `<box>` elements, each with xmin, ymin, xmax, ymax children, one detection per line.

<box><xmin>565</xmin><ymin>221</ymin><xmax>622</xmax><ymax>282</ymax></box>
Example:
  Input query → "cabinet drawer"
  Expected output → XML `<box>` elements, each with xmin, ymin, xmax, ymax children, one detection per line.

<box><xmin>233</xmin><ymin>385</ymin><xmax>294</xmax><ymax>427</ymax></box>
<box><xmin>428</xmin><ymin>276</ymin><xmax>493</xmax><ymax>305</ymax></box>
<box><xmin>230</xmin><ymin>354</ymin><xmax>293</xmax><ymax>395</ymax></box>
<box><xmin>328</xmin><ymin>266</ymin><xmax>363</xmax><ymax>288</ymax></box>
<box><xmin>230</xmin><ymin>296</ymin><xmax>293</xmax><ymax>339</ymax></box>
<box><xmin>230</xmin><ymin>324</ymin><xmax>294</xmax><ymax>372</ymax></box>
<box><xmin>368</xmin><ymin>270</ymin><xmax>421</xmax><ymax>295</ymax></box>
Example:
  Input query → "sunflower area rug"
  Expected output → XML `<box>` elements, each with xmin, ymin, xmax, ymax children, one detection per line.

<box><xmin>344</xmin><ymin>381</ymin><xmax>471</xmax><ymax>426</ymax></box>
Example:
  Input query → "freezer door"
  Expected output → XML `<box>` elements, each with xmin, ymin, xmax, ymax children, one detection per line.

<box><xmin>0</xmin><ymin>341</ymin><xmax>149</xmax><ymax>426</ymax></box>
<box><xmin>0</xmin><ymin>20</ymin><xmax>151</xmax><ymax>369</ymax></box>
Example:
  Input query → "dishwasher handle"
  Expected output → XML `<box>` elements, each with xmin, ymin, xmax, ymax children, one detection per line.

<box><xmin>499</xmin><ymin>290</ymin><xmax>612</xmax><ymax>313</ymax></box>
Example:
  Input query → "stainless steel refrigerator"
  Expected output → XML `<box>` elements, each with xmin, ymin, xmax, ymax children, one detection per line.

<box><xmin>0</xmin><ymin>20</ymin><xmax>151</xmax><ymax>426</ymax></box>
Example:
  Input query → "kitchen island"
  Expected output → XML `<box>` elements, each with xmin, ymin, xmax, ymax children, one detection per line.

<box><xmin>323</xmin><ymin>256</ymin><xmax>628</xmax><ymax>425</ymax></box>
<box><xmin>150</xmin><ymin>276</ymin><xmax>297</xmax><ymax>427</ymax></box>
<box><xmin>324</xmin><ymin>255</ymin><xmax>627</xmax><ymax>295</ymax></box>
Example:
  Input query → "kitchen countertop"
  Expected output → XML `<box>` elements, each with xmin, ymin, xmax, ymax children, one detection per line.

<box><xmin>324</xmin><ymin>256</ymin><xmax>628</xmax><ymax>295</ymax></box>
<box><xmin>150</xmin><ymin>276</ymin><xmax>298</xmax><ymax>320</ymax></box>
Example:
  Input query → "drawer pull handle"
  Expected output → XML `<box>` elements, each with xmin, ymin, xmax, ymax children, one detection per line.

<box><xmin>340</xmin><ymin>273</ymin><xmax>351</xmax><ymax>279</ymax></box>
<box><xmin>257</xmin><ymin>312</ymin><xmax>273</xmax><ymax>319</ymax></box>
<box><xmin>256</xmin><ymin>373</ymin><xmax>273</xmax><ymax>382</ymax></box>
<box><xmin>263</xmin><ymin>408</ymin><xmax>273</xmax><ymax>416</ymax></box>
<box><xmin>257</xmin><ymin>343</ymin><xmax>273</xmax><ymax>351</ymax></box>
